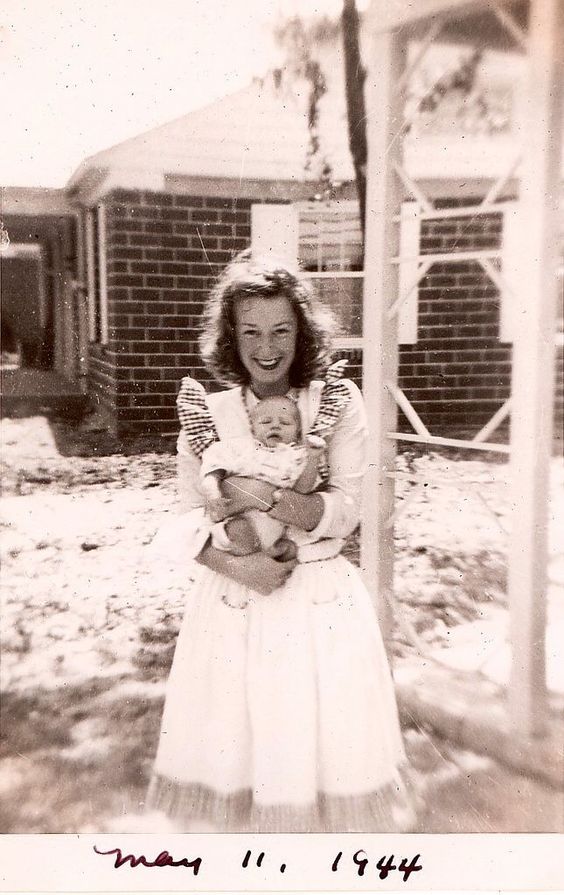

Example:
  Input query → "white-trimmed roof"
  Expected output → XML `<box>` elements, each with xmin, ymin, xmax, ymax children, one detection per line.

<box><xmin>67</xmin><ymin>77</ymin><xmax>354</xmax><ymax>195</ymax></box>
<box><xmin>2</xmin><ymin>186</ymin><xmax>75</xmax><ymax>216</ymax></box>
<box><xmin>66</xmin><ymin>28</ymin><xmax>562</xmax><ymax>200</ymax></box>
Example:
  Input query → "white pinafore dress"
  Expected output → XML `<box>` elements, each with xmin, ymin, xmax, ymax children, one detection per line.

<box><xmin>147</xmin><ymin>380</ymin><xmax>413</xmax><ymax>832</ymax></box>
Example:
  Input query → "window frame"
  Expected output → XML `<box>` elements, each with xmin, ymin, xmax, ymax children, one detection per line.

<box><xmin>84</xmin><ymin>203</ymin><xmax>109</xmax><ymax>345</ymax></box>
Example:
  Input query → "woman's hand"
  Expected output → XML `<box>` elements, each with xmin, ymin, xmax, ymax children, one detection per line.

<box><xmin>221</xmin><ymin>476</ymin><xmax>275</xmax><ymax>514</ymax></box>
<box><xmin>268</xmin><ymin>490</ymin><xmax>324</xmax><ymax>532</ymax></box>
<box><xmin>197</xmin><ymin>543</ymin><xmax>297</xmax><ymax>595</ymax></box>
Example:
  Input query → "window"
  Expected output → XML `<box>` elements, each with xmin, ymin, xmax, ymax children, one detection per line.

<box><xmin>298</xmin><ymin>200</ymin><xmax>363</xmax><ymax>344</ymax></box>
<box><xmin>84</xmin><ymin>204</ymin><xmax>108</xmax><ymax>344</ymax></box>
<box><xmin>298</xmin><ymin>200</ymin><xmax>419</xmax><ymax>345</ymax></box>
<box><xmin>250</xmin><ymin>201</ymin><xmax>419</xmax><ymax>346</ymax></box>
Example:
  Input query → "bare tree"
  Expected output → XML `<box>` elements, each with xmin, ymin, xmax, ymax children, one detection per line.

<box><xmin>275</xmin><ymin>5</ymin><xmax>495</xmax><ymax>252</ymax></box>
<box><xmin>341</xmin><ymin>0</ymin><xmax>368</xmax><ymax>243</ymax></box>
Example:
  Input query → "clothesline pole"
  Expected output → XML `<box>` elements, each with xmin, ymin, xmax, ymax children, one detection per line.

<box><xmin>361</xmin><ymin>25</ymin><xmax>405</xmax><ymax>638</ymax></box>
<box><xmin>507</xmin><ymin>0</ymin><xmax>563</xmax><ymax>737</ymax></box>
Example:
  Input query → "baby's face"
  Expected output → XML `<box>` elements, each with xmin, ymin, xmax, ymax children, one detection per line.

<box><xmin>250</xmin><ymin>397</ymin><xmax>300</xmax><ymax>447</ymax></box>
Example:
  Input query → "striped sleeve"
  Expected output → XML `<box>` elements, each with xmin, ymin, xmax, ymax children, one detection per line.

<box><xmin>176</xmin><ymin>376</ymin><xmax>219</xmax><ymax>458</ymax></box>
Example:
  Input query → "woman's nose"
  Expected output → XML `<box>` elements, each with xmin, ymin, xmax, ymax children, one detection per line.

<box><xmin>257</xmin><ymin>334</ymin><xmax>274</xmax><ymax>355</ymax></box>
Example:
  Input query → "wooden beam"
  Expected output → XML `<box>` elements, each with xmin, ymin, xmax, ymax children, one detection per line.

<box><xmin>73</xmin><ymin>213</ymin><xmax>89</xmax><ymax>384</ymax></box>
<box><xmin>85</xmin><ymin>210</ymin><xmax>96</xmax><ymax>342</ymax></box>
<box><xmin>387</xmin><ymin>259</ymin><xmax>433</xmax><ymax>321</ymax></box>
<box><xmin>361</xmin><ymin>25</ymin><xmax>406</xmax><ymax>637</ymax></box>
<box><xmin>392</xmin><ymin>161</ymin><xmax>433</xmax><ymax>212</ymax></box>
<box><xmin>393</xmin><ymin>203</ymin><xmax>509</xmax><ymax>222</ymax></box>
<box><xmin>332</xmin><ymin>336</ymin><xmax>363</xmax><ymax>350</ymax></box>
<box><xmin>395</xmin><ymin>18</ymin><xmax>445</xmax><ymax>95</ymax></box>
<box><xmin>97</xmin><ymin>204</ymin><xmax>109</xmax><ymax>345</ymax></box>
<box><xmin>472</xmin><ymin>398</ymin><xmax>512</xmax><ymax>443</ymax></box>
<box><xmin>367</xmin><ymin>0</ymin><xmax>521</xmax><ymax>34</ymax></box>
<box><xmin>492</xmin><ymin>0</ymin><xmax>528</xmax><ymax>50</ymax></box>
<box><xmin>52</xmin><ymin>231</ymin><xmax>65</xmax><ymax>376</ymax></box>
<box><xmin>389</xmin><ymin>431</ymin><xmax>511</xmax><ymax>454</ymax></box>
<box><xmin>482</xmin><ymin>153</ymin><xmax>522</xmax><ymax>207</ymax></box>
<box><xmin>391</xmin><ymin>249</ymin><xmax>501</xmax><ymax>264</ymax></box>
<box><xmin>385</xmin><ymin>381</ymin><xmax>431</xmax><ymax>436</ymax></box>
<box><xmin>507</xmin><ymin>0</ymin><xmax>563</xmax><ymax>737</ymax></box>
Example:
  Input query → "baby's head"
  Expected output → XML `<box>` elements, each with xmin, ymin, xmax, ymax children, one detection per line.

<box><xmin>250</xmin><ymin>396</ymin><xmax>301</xmax><ymax>447</ymax></box>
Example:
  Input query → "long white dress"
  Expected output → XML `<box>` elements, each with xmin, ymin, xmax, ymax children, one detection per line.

<box><xmin>147</xmin><ymin>379</ymin><xmax>413</xmax><ymax>832</ymax></box>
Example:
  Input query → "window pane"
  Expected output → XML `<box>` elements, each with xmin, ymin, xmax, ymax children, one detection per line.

<box><xmin>309</xmin><ymin>275</ymin><xmax>363</xmax><ymax>337</ymax></box>
<box><xmin>298</xmin><ymin>201</ymin><xmax>362</xmax><ymax>272</ymax></box>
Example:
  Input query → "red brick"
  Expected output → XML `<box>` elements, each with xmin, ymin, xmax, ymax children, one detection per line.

<box><xmin>109</xmin><ymin>232</ymin><xmax>128</xmax><ymax>246</ymax></box>
<box><xmin>162</xmin><ymin>235</ymin><xmax>189</xmax><ymax>249</ymax></box>
<box><xmin>191</xmin><ymin>209</ymin><xmax>219</xmax><ymax>223</ymax></box>
<box><xmin>198</xmin><ymin>223</ymin><xmax>233</xmax><ymax>237</ymax></box>
<box><xmin>143</xmin><ymin>191</ymin><xmax>174</xmax><ymax>206</ymax></box>
<box><xmin>173</xmin><ymin>195</ymin><xmax>204</xmax><ymax>208</ymax></box>
<box><xmin>159</xmin><ymin>262</ymin><xmax>198</xmax><ymax>275</ymax></box>
<box><xmin>108</xmin><ymin>273</ymin><xmax>145</xmax><ymax>288</ymax></box>
<box><xmin>143</xmin><ymin>221</ymin><xmax>174</xmax><ymax>235</ymax></box>
<box><xmin>205</xmin><ymin>196</ymin><xmax>236</xmax><ymax>209</ymax></box>
<box><xmin>144</xmin><ymin>275</ymin><xmax>175</xmax><ymax>288</ymax></box>
<box><xmin>112</xmin><ymin>220</ymin><xmax>145</xmax><ymax>233</ymax></box>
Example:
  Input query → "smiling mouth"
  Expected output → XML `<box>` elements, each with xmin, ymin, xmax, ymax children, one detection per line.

<box><xmin>254</xmin><ymin>358</ymin><xmax>281</xmax><ymax>370</ymax></box>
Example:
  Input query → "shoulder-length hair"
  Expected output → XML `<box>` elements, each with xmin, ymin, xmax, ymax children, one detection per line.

<box><xmin>199</xmin><ymin>250</ymin><xmax>338</xmax><ymax>387</ymax></box>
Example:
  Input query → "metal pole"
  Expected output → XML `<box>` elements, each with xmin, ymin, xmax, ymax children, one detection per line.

<box><xmin>507</xmin><ymin>0</ymin><xmax>563</xmax><ymax>736</ymax></box>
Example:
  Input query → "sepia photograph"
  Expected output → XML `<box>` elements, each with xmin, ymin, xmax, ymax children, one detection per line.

<box><xmin>1</xmin><ymin>0</ymin><xmax>563</xmax><ymax>859</ymax></box>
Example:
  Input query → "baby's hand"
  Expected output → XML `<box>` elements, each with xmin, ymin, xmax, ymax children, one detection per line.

<box><xmin>266</xmin><ymin>537</ymin><xmax>298</xmax><ymax>562</ymax></box>
<box><xmin>305</xmin><ymin>434</ymin><xmax>326</xmax><ymax>453</ymax></box>
<box><xmin>225</xmin><ymin>516</ymin><xmax>261</xmax><ymax>554</ymax></box>
<box><xmin>206</xmin><ymin>496</ymin><xmax>233</xmax><ymax>522</ymax></box>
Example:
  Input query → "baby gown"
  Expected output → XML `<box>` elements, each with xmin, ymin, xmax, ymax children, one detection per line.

<box><xmin>147</xmin><ymin>379</ymin><xmax>412</xmax><ymax>832</ymax></box>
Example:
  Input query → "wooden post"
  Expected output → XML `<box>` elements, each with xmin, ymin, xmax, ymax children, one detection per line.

<box><xmin>74</xmin><ymin>211</ymin><xmax>89</xmax><ymax>386</ymax></box>
<box><xmin>85</xmin><ymin>210</ymin><xmax>96</xmax><ymax>342</ymax></box>
<box><xmin>52</xmin><ymin>231</ymin><xmax>65</xmax><ymax>376</ymax></box>
<box><xmin>98</xmin><ymin>204</ymin><xmax>109</xmax><ymax>345</ymax></box>
<box><xmin>507</xmin><ymin>0</ymin><xmax>563</xmax><ymax>736</ymax></box>
<box><xmin>361</xmin><ymin>25</ymin><xmax>405</xmax><ymax>637</ymax></box>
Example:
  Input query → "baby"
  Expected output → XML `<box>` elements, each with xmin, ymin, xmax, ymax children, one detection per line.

<box><xmin>200</xmin><ymin>395</ymin><xmax>325</xmax><ymax>560</ymax></box>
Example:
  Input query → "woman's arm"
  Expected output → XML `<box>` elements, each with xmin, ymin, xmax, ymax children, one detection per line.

<box><xmin>268</xmin><ymin>490</ymin><xmax>325</xmax><ymax>531</ymax></box>
<box><xmin>293</xmin><ymin>443</ymin><xmax>324</xmax><ymax>494</ymax></box>
<box><xmin>197</xmin><ymin>541</ymin><xmax>297</xmax><ymax>595</ymax></box>
<box><xmin>221</xmin><ymin>475</ymin><xmax>276</xmax><ymax>513</ymax></box>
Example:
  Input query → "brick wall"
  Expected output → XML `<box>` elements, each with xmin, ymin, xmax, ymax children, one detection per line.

<box><xmin>90</xmin><ymin>189</ymin><xmax>251</xmax><ymax>437</ymax></box>
<box><xmin>334</xmin><ymin>205</ymin><xmax>508</xmax><ymax>434</ymax></box>
<box><xmin>334</xmin><ymin>202</ymin><xmax>562</xmax><ymax>440</ymax></box>
<box><xmin>89</xmin><ymin>189</ymin><xmax>562</xmax><ymax>443</ymax></box>
<box><xmin>399</xmin><ymin>205</ymin><xmax>510</xmax><ymax>436</ymax></box>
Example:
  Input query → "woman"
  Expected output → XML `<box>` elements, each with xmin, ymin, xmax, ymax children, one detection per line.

<box><xmin>147</xmin><ymin>252</ymin><xmax>412</xmax><ymax>832</ymax></box>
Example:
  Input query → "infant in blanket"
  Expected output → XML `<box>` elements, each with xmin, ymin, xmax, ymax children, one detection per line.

<box><xmin>201</xmin><ymin>395</ymin><xmax>325</xmax><ymax>560</ymax></box>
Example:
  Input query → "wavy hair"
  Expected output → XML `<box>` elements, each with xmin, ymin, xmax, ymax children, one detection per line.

<box><xmin>199</xmin><ymin>250</ymin><xmax>338</xmax><ymax>387</ymax></box>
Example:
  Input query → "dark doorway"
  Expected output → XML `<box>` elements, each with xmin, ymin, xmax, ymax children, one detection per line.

<box><xmin>1</xmin><ymin>243</ymin><xmax>52</xmax><ymax>368</ymax></box>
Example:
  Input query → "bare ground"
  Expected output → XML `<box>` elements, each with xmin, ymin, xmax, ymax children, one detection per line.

<box><xmin>1</xmin><ymin>414</ymin><xmax>562</xmax><ymax>833</ymax></box>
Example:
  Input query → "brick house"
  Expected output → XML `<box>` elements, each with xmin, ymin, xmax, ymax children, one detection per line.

<box><xmin>63</xmin><ymin>51</ymin><xmax>563</xmax><ymax>440</ymax></box>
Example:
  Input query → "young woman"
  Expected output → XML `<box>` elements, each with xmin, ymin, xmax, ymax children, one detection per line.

<box><xmin>147</xmin><ymin>251</ymin><xmax>413</xmax><ymax>832</ymax></box>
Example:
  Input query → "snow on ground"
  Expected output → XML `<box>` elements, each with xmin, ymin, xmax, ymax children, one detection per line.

<box><xmin>393</xmin><ymin>451</ymin><xmax>564</xmax><ymax>695</ymax></box>
<box><xmin>1</xmin><ymin>415</ymin><xmax>562</xmax><ymax>833</ymax></box>
<box><xmin>1</xmin><ymin>415</ymin><xmax>562</xmax><ymax>694</ymax></box>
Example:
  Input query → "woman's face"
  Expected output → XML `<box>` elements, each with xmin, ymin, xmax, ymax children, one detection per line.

<box><xmin>234</xmin><ymin>295</ymin><xmax>298</xmax><ymax>396</ymax></box>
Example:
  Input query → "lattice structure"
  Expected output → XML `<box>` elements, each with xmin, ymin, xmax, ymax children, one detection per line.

<box><xmin>361</xmin><ymin>0</ymin><xmax>563</xmax><ymax>738</ymax></box>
